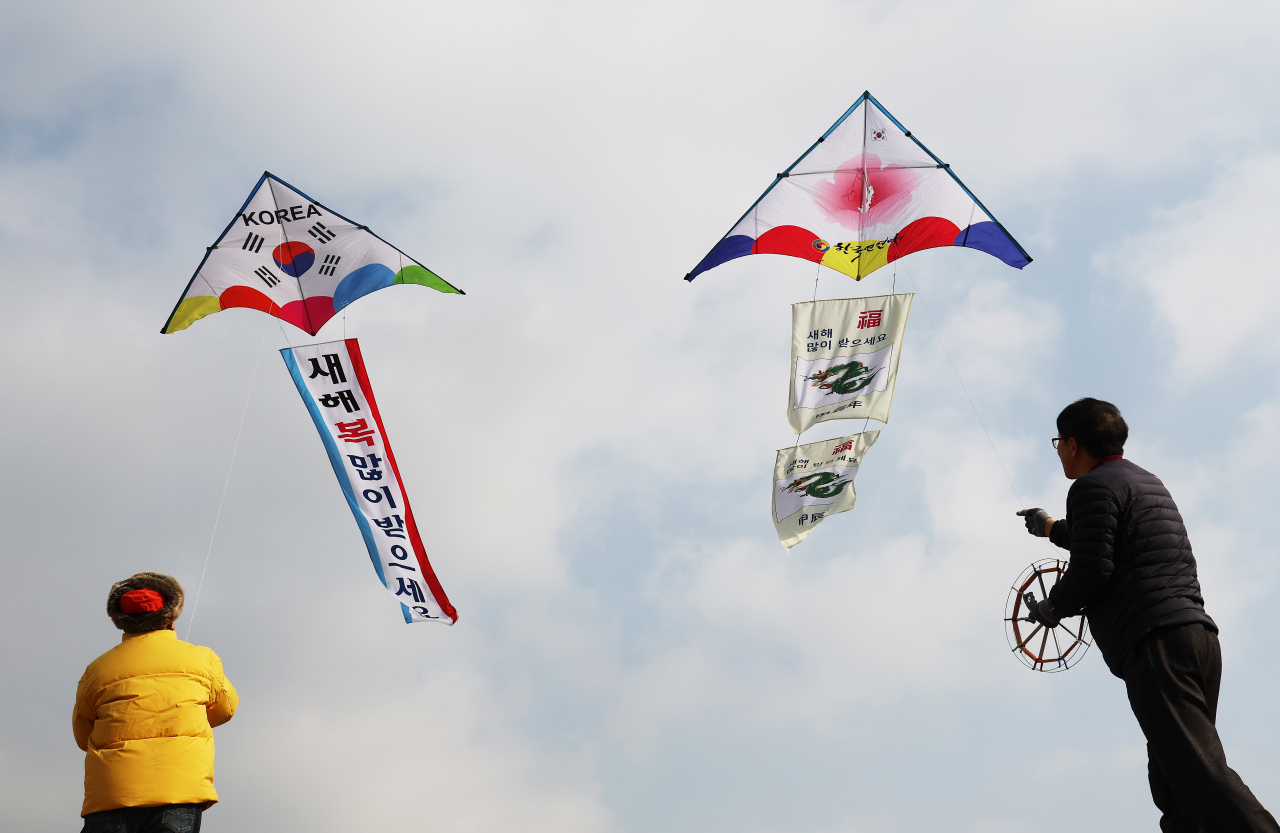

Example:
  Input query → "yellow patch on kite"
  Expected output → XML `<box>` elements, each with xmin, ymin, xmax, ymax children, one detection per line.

<box><xmin>163</xmin><ymin>296</ymin><xmax>222</xmax><ymax>333</ymax></box>
<box><xmin>820</xmin><ymin>240</ymin><xmax>892</xmax><ymax>281</ymax></box>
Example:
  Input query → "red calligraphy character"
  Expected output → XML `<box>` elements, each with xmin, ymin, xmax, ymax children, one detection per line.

<box><xmin>335</xmin><ymin>419</ymin><xmax>377</xmax><ymax>446</ymax></box>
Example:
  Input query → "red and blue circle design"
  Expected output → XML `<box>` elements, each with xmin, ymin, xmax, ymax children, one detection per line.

<box><xmin>272</xmin><ymin>241</ymin><xmax>315</xmax><ymax>277</ymax></box>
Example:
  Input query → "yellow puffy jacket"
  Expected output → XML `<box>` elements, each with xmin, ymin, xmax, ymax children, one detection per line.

<box><xmin>73</xmin><ymin>629</ymin><xmax>238</xmax><ymax>816</ymax></box>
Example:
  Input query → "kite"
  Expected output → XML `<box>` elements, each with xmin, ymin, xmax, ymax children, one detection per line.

<box><xmin>162</xmin><ymin>172</ymin><xmax>463</xmax><ymax>336</ymax></box>
<box><xmin>685</xmin><ymin>91</ymin><xmax>1031</xmax><ymax>283</ymax></box>
<box><xmin>790</xmin><ymin>294</ymin><xmax>913</xmax><ymax>432</ymax></box>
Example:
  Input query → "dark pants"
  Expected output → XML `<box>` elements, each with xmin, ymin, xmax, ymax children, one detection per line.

<box><xmin>1123</xmin><ymin>624</ymin><xmax>1278</xmax><ymax>832</ymax></box>
<box><xmin>80</xmin><ymin>804</ymin><xmax>202</xmax><ymax>833</ymax></box>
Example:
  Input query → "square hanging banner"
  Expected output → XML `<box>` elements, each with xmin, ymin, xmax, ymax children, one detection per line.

<box><xmin>788</xmin><ymin>294</ymin><xmax>912</xmax><ymax>434</ymax></box>
<box><xmin>773</xmin><ymin>430</ymin><xmax>880</xmax><ymax>549</ymax></box>
<box><xmin>282</xmin><ymin>338</ymin><xmax>456</xmax><ymax>624</ymax></box>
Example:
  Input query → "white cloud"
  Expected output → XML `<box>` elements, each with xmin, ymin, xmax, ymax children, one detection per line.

<box><xmin>1099</xmin><ymin>154</ymin><xmax>1280</xmax><ymax>378</ymax></box>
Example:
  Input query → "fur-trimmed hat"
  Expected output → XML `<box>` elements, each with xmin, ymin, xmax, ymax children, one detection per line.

<box><xmin>107</xmin><ymin>572</ymin><xmax>184</xmax><ymax>633</ymax></box>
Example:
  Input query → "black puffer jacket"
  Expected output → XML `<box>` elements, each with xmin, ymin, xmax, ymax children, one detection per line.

<box><xmin>1048</xmin><ymin>458</ymin><xmax>1216</xmax><ymax>677</ymax></box>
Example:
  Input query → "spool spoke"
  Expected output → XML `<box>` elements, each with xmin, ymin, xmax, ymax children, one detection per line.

<box><xmin>1014</xmin><ymin>622</ymin><xmax>1043</xmax><ymax>652</ymax></box>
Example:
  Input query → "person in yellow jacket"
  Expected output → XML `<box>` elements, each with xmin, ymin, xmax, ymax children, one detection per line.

<box><xmin>73</xmin><ymin>572</ymin><xmax>238</xmax><ymax>832</ymax></box>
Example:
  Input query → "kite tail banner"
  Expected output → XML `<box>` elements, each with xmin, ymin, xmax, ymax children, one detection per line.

<box><xmin>281</xmin><ymin>338</ymin><xmax>456</xmax><ymax>624</ymax></box>
<box><xmin>789</xmin><ymin>294</ymin><xmax>913</xmax><ymax>434</ymax></box>
<box><xmin>774</xmin><ymin>430</ymin><xmax>881</xmax><ymax>549</ymax></box>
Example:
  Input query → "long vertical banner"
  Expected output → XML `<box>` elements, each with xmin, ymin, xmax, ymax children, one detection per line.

<box><xmin>789</xmin><ymin>294</ymin><xmax>913</xmax><ymax>434</ymax></box>
<box><xmin>282</xmin><ymin>338</ymin><xmax>456</xmax><ymax>624</ymax></box>
<box><xmin>774</xmin><ymin>430</ymin><xmax>880</xmax><ymax>549</ymax></box>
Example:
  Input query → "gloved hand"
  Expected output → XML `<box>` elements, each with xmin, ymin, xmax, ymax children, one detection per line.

<box><xmin>1022</xmin><ymin>592</ymin><xmax>1062</xmax><ymax>628</ymax></box>
<box><xmin>1016</xmin><ymin>508</ymin><xmax>1052</xmax><ymax>537</ymax></box>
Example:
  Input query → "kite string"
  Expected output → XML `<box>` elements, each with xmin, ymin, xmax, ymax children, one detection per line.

<box><xmin>796</xmin><ymin>260</ymin><xmax>826</xmax><ymax>449</ymax></box>
<box><xmin>901</xmin><ymin>265</ymin><xmax>1024</xmax><ymax>509</ymax></box>
<box><xmin>185</xmin><ymin>319</ymin><xmax>270</xmax><ymax>640</ymax></box>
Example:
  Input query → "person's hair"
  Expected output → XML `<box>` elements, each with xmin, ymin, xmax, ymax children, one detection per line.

<box><xmin>1056</xmin><ymin>398</ymin><xmax>1127</xmax><ymax>458</ymax></box>
<box><xmin>107</xmin><ymin>572</ymin><xmax>184</xmax><ymax>633</ymax></box>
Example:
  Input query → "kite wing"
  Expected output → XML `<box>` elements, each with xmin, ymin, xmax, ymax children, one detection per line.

<box><xmin>685</xmin><ymin>92</ymin><xmax>1031</xmax><ymax>283</ymax></box>
<box><xmin>162</xmin><ymin>172</ymin><xmax>463</xmax><ymax>335</ymax></box>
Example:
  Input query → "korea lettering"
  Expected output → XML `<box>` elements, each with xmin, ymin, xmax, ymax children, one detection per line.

<box><xmin>281</xmin><ymin>339</ymin><xmax>456</xmax><ymax>624</ymax></box>
<box><xmin>773</xmin><ymin>430</ymin><xmax>881</xmax><ymax>549</ymax></box>
<box><xmin>788</xmin><ymin>294</ymin><xmax>913</xmax><ymax>434</ymax></box>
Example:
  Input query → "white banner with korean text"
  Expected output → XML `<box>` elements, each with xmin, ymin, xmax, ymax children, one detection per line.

<box><xmin>773</xmin><ymin>430</ymin><xmax>880</xmax><ymax>549</ymax></box>
<box><xmin>789</xmin><ymin>294</ymin><xmax>913</xmax><ymax>434</ymax></box>
<box><xmin>282</xmin><ymin>338</ymin><xmax>456</xmax><ymax>624</ymax></box>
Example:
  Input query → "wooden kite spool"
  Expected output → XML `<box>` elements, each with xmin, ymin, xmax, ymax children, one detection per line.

<box><xmin>1004</xmin><ymin>558</ymin><xmax>1092</xmax><ymax>672</ymax></box>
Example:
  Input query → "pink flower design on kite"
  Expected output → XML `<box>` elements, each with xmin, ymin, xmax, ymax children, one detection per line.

<box><xmin>813</xmin><ymin>153</ymin><xmax>922</xmax><ymax>232</ymax></box>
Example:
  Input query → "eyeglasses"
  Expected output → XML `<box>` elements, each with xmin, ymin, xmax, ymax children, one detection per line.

<box><xmin>1051</xmin><ymin>437</ymin><xmax>1062</xmax><ymax>449</ymax></box>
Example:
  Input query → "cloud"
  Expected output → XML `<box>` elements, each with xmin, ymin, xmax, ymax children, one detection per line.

<box><xmin>1098</xmin><ymin>154</ymin><xmax>1280</xmax><ymax>378</ymax></box>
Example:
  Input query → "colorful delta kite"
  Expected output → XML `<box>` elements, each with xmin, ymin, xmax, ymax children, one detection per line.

<box><xmin>685</xmin><ymin>92</ymin><xmax>1031</xmax><ymax>283</ymax></box>
<box><xmin>162</xmin><ymin>172</ymin><xmax>463</xmax><ymax>335</ymax></box>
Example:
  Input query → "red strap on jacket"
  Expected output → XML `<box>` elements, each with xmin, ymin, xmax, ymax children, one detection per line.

<box><xmin>1090</xmin><ymin>454</ymin><xmax>1124</xmax><ymax>472</ymax></box>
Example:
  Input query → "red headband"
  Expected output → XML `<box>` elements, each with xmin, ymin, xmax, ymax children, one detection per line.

<box><xmin>120</xmin><ymin>588</ymin><xmax>165</xmax><ymax>614</ymax></box>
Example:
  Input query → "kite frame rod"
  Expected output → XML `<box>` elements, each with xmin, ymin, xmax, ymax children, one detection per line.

<box><xmin>780</xmin><ymin>164</ymin><xmax>946</xmax><ymax>176</ymax></box>
<box><xmin>159</xmin><ymin>171</ymin><xmax>465</xmax><ymax>334</ymax></box>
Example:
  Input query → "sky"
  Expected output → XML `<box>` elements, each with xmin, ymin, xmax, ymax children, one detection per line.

<box><xmin>2</xmin><ymin>1</ymin><xmax>1280</xmax><ymax>831</ymax></box>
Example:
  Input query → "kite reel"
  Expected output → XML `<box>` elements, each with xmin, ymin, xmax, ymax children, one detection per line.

<box><xmin>1004</xmin><ymin>558</ymin><xmax>1092</xmax><ymax>672</ymax></box>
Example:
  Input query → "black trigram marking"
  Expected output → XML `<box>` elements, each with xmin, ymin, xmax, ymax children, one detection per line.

<box><xmin>254</xmin><ymin>266</ymin><xmax>279</xmax><ymax>288</ymax></box>
<box><xmin>242</xmin><ymin>232</ymin><xmax>265</xmax><ymax>253</ymax></box>
<box><xmin>308</xmin><ymin>222</ymin><xmax>336</xmax><ymax>243</ymax></box>
<box><xmin>319</xmin><ymin>254</ymin><xmax>341</xmax><ymax>277</ymax></box>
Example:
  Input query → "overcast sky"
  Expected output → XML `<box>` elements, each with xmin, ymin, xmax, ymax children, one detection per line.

<box><xmin>3</xmin><ymin>2</ymin><xmax>1280</xmax><ymax>831</ymax></box>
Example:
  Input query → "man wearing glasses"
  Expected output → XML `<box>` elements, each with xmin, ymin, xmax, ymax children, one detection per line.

<box><xmin>1017</xmin><ymin>398</ymin><xmax>1276</xmax><ymax>831</ymax></box>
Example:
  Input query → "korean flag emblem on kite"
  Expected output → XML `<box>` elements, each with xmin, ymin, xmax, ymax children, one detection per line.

<box><xmin>161</xmin><ymin>172</ymin><xmax>464</xmax><ymax>336</ymax></box>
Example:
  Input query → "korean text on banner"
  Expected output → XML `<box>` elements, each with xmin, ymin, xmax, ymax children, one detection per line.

<box><xmin>773</xmin><ymin>430</ymin><xmax>880</xmax><ymax>549</ymax></box>
<box><xmin>281</xmin><ymin>339</ymin><xmax>456</xmax><ymax>624</ymax></box>
<box><xmin>789</xmin><ymin>294</ymin><xmax>912</xmax><ymax>434</ymax></box>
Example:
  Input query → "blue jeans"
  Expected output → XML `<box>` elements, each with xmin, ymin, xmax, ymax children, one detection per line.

<box><xmin>80</xmin><ymin>804</ymin><xmax>202</xmax><ymax>833</ymax></box>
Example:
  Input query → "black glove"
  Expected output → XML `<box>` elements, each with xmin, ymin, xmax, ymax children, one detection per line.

<box><xmin>1016</xmin><ymin>508</ymin><xmax>1052</xmax><ymax>537</ymax></box>
<box><xmin>1022</xmin><ymin>592</ymin><xmax>1061</xmax><ymax>628</ymax></box>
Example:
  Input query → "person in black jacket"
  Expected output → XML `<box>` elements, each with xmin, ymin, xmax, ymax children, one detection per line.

<box><xmin>1017</xmin><ymin>398</ymin><xmax>1276</xmax><ymax>832</ymax></box>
